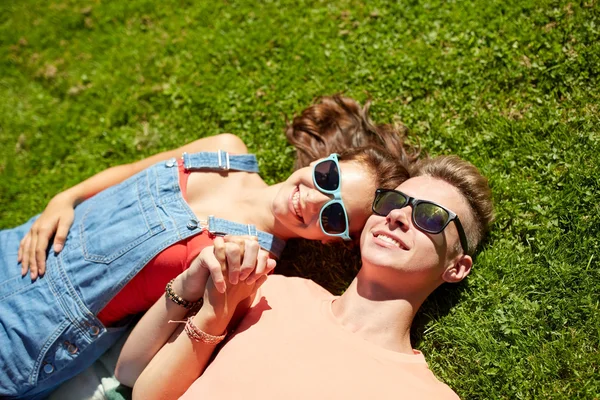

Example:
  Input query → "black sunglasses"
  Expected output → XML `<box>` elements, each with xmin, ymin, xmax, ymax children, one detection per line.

<box><xmin>372</xmin><ymin>189</ymin><xmax>469</xmax><ymax>254</ymax></box>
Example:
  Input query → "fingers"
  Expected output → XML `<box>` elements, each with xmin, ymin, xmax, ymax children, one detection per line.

<box><xmin>239</xmin><ymin>239</ymin><xmax>259</xmax><ymax>281</ymax></box>
<box><xmin>18</xmin><ymin>235</ymin><xmax>26</xmax><ymax>263</ymax></box>
<box><xmin>19</xmin><ymin>220</ymin><xmax>58</xmax><ymax>280</ymax></box>
<box><xmin>213</xmin><ymin>236</ymin><xmax>227</xmax><ymax>272</ymax></box>
<box><xmin>212</xmin><ymin>235</ymin><xmax>272</xmax><ymax>291</ymax></box>
<box><xmin>201</xmin><ymin>246</ymin><xmax>226</xmax><ymax>294</ymax></box>
<box><xmin>35</xmin><ymin>228</ymin><xmax>51</xmax><ymax>277</ymax></box>
<box><xmin>207</xmin><ymin>237</ymin><xmax>248</xmax><ymax>293</ymax></box>
<box><xmin>53</xmin><ymin>216</ymin><xmax>72</xmax><ymax>254</ymax></box>
<box><xmin>245</xmin><ymin>251</ymin><xmax>276</xmax><ymax>285</ymax></box>
<box><xmin>19</xmin><ymin>234</ymin><xmax>31</xmax><ymax>276</ymax></box>
<box><xmin>266</xmin><ymin>258</ymin><xmax>277</xmax><ymax>274</ymax></box>
<box><xmin>221</xmin><ymin>235</ymin><xmax>258</xmax><ymax>284</ymax></box>
<box><xmin>223</xmin><ymin>235</ymin><xmax>258</xmax><ymax>246</ymax></box>
<box><xmin>28</xmin><ymin>230</ymin><xmax>41</xmax><ymax>280</ymax></box>
<box><xmin>225</xmin><ymin>242</ymin><xmax>243</xmax><ymax>285</ymax></box>
<box><xmin>252</xmin><ymin>274</ymin><xmax>269</xmax><ymax>290</ymax></box>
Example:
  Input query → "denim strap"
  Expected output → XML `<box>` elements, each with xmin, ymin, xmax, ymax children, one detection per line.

<box><xmin>207</xmin><ymin>216</ymin><xmax>286</xmax><ymax>259</ymax></box>
<box><xmin>182</xmin><ymin>150</ymin><xmax>259</xmax><ymax>173</ymax></box>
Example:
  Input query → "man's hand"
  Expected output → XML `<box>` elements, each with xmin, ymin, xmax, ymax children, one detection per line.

<box><xmin>200</xmin><ymin>265</ymin><xmax>271</xmax><ymax>333</ymax></box>
<box><xmin>202</xmin><ymin>239</ymin><xmax>275</xmax><ymax>323</ymax></box>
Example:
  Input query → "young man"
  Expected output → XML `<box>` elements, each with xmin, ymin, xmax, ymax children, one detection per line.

<box><xmin>118</xmin><ymin>155</ymin><xmax>494</xmax><ymax>400</ymax></box>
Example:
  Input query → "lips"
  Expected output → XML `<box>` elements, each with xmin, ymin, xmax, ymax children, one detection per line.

<box><xmin>372</xmin><ymin>231</ymin><xmax>409</xmax><ymax>250</ymax></box>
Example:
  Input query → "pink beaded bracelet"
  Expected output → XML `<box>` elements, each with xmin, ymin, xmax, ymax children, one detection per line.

<box><xmin>169</xmin><ymin>317</ymin><xmax>227</xmax><ymax>345</ymax></box>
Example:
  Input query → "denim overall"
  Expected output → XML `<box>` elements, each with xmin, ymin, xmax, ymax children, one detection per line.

<box><xmin>0</xmin><ymin>150</ymin><xmax>286</xmax><ymax>399</ymax></box>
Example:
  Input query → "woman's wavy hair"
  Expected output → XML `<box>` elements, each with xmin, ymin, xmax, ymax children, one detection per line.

<box><xmin>286</xmin><ymin>95</ymin><xmax>419</xmax><ymax>170</ymax></box>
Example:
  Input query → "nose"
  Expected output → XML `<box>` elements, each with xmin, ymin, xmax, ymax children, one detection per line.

<box><xmin>386</xmin><ymin>206</ymin><xmax>411</xmax><ymax>231</ymax></box>
<box><xmin>305</xmin><ymin>188</ymin><xmax>331</xmax><ymax>214</ymax></box>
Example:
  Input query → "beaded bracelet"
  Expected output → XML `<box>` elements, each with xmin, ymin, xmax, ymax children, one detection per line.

<box><xmin>184</xmin><ymin>317</ymin><xmax>227</xmax><ymax>345</ymax></box>
<box><xmin>165</xmin><ymin>279</ymin><xmax>203</xmax><ymax>310</ymax></box>
<box><xmin>168</xmin><ymin>317</ymin><xmax>227</xmax><ymax>345</ymax></box>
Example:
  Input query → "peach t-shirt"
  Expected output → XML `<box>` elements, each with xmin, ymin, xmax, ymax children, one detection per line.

<box><xmin>180</xmin><ymin>275</ymin><xmax>460</xmax><ymax>400</ymax></box>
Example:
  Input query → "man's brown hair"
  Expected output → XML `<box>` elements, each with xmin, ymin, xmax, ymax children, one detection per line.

<box><xmin>412</xmin><ymin>156</ymin><xmax>494</xmax><ymax>255</ymax></box>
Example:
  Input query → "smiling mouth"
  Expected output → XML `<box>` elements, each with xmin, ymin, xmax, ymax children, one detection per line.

<box><xmin>291</xmin><ymin>186</ymin><xmax>304</xmax><ymax>221</ymax></box>
<box><xmin>373</xmin><ymin>232</ymin><xmax>408</xmax><ymax>250</ymax></box>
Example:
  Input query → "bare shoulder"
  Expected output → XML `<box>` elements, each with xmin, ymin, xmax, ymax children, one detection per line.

<box><xmin>185</xmin><ymin>133</ymin><xmax>248</xmax><ymax>155</ymax></box>
<box><xmin>213</xmin><ymin>133</ymin><xmax>249</xmax><ymax>154</ymax></box>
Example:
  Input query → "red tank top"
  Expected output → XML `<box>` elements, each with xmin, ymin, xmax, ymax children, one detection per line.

<box><xmin>97</xmin><ymin>160</ymin><xmax>214</xmax><ymax>326</ymax></box>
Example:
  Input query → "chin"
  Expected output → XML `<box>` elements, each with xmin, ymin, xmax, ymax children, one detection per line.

<box><xmin>361</xmin><ymin>252</ymin><xmax>402</xmax><ymax>271</ymax></box>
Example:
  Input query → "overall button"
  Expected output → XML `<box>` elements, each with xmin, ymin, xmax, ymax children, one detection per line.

<box><xmin>187</xmin><ymin>219</ymin><xmax>199</xmax><ymax>230</ymax></box>
<box><xmin>89</xmin><ymin>325</ymin><xmax>100</xmax><ymax>336</ymax></box>
<box><xmin>165</xmin><ymin>158</ymin><xmax>176</xmax><ymax>168</ymax></box>
<box><xmin>43</xmin><ymin>363</ymin><xmax>54</xmax><ymax>374</ymax></box>
<box><xmin>66</xmin><ymin>342</ymin><xmax>78</xmax><ymax>354</ymax></box>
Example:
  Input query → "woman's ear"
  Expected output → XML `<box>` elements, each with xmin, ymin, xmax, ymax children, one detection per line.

<box><xmin>442</xmin><ymin>255</ymin><xmax>473</xmax><ymax>283</ymax></box>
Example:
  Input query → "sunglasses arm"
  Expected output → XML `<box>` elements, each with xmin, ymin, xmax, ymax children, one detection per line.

<box><xmin>453</xmin><ymin>218</ymin><xmax>470</xmax><ymax>255</ymax></box>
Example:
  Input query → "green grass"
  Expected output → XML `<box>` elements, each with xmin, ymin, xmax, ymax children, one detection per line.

<box><xmin>1</xmin><ymin>0</ymin><xmax>599</xmax><ymax>398</ymax></box>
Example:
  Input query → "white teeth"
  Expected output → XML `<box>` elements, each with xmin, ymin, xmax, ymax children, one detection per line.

<box><xmin>292</xmin><ymin>189</ymin><xmax>303</xmax><ymax>218</ymax></box>
<box><xmin>376</xmin><ymin>234</ymin><xmax>401</xmax><ymax>247</ymax></box>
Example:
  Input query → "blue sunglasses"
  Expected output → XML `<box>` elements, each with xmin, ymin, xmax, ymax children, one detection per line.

<box><xmin>312</xmin><ymin>154</ymin><xmax>351</xmax><ymax>241</ymax></box>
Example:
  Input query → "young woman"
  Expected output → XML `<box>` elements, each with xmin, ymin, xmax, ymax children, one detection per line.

<box><xmin>0</xmin><ymin>95</ymin><xmax>416</xmax><ymax>399</ymax></box>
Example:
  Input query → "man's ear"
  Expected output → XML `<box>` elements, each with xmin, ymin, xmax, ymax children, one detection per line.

<box><xmin>442</xmin><ymin>255</ymin><xmax>473</xmax><ymax>283</ymax></box>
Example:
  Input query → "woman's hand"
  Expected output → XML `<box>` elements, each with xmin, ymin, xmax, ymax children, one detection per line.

<box><xmin>174</xmin><ymin>235</ymin><xmax>276</xmax><ymax>304</ymax></box>
<box><xmin>200</xmin><ymin>267</ymin><xmax>269</xmax><ymax>331</ymax></box>
<box><xmin>18</xmin><ymin>191</ymin><xmax>77</xmax><ymax>280</ymax></box>
<box><xmin>201</xmin><ymin>244</ymin><xmax>275</xmax><ymax>328</ymax></box>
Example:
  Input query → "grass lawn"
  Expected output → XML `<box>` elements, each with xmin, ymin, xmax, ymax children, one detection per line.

<box><xmin>1</xmin><ymin>0</ymin><xmax>599</xmax><ymax>398</ymax></box>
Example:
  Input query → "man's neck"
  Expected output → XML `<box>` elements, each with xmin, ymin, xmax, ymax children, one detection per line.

<box><xmin>331</xmin><ymin>268</ymin><xmax>430</xmax><ymax>355</ymax></box>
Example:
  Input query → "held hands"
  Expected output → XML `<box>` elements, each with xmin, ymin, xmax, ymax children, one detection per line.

<box><xmin>18</xmin><ymin>192</ymin><xmax>77</xmax><ymax>280</ymax></box>
<box><xmin>206</xmin><ymin>235</ymin><xmax>275</xmax><ymax>294</ymax></box>
<box><xmin>202</xmin><ymin>263</ymin><xmax>270</xmax><ymax>325</ymax></box>
<box><xmin>175</xmin><ymin>235</ymin><xmax>276</xmax><ymax>308</ymax></box>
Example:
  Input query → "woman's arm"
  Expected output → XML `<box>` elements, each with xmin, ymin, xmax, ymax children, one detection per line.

<box><xmin>19</xmin><ymin>133</ymin><xmax>248</xmax><ymax>279</ymax></box>
<box><xmin>115</xmin><ymin>236</ymin><xmax>274</xmax><ymax>388</ymax></box>
<box><xmin>114</xmin><ymin>269</ymin><xmax>204</xmax><ymax>388</ymax></box>
<box><xmin>131</xmin><ymin>265</ymin><xmax>269</xmax><ymax>400</ymax></box>
<box><xmin>130</xmin><ymin>289</ymin><xmax>235</xmax><ymax>400</ymax></box>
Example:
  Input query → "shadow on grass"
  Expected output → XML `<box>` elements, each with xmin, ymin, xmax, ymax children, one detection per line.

<box><xmin>276</xmin><ymin>239</ymin><xmax>361</xmax><ymax>295</ymax></box>
<box><xmin>276</xmin><ymin>239</ymin><xmax>468</xmax><ymax>348</ymax></box>
<box><xmin>410</xmin><ymin>279</ymin><xmax>469</xmax><ymax>347</ymax></box>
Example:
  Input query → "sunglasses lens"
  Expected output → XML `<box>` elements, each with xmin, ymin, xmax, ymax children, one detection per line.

<box><xmin>321</xmin><ymin>202</ymin><xmax>347</xmax><ymax>234</ymax></box>
<box><xmin>314</xmin><ymin>160</ymin><xmax>340</xmax><ymax>191</ymax></box>
<box><xmin>414</xmin><ymin>203</ymin><xmax>449</xmax><ymax>233</ymax></box>
<box><xmin>373</xmin><ymin>191</ymin><xmax>408</xmax><ymax>216</ymax></box>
